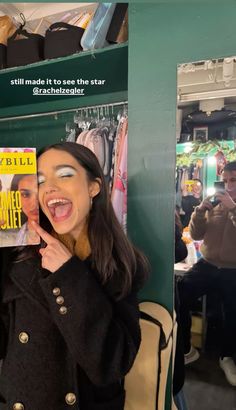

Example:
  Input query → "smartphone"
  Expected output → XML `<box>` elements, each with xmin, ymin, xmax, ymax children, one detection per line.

<box><xmin>210</xmin><ymin>181</ymin><xmax>225</xmax><ymax>207</ymax></box>
<box><xmin>214</xmin><ymin>181</ymin><xmax>225</xmax><ymax>193</ymax></box>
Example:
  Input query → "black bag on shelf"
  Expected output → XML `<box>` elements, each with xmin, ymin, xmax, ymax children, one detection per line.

<box><xmin>7</xmin><ymin>28</ymin><xmax>44</xmax><ymax>68</ymax></box>
<box><xmin>44</xmin><ymin>22</ymin><xmax>84</xmax><ymax>59</ymax></box>
<box><xmin>106</xmin><ymin>3</ymin><xmax>128</xmax><ymax>43</ymax></box>
<box><xmin>0</xmin><ymin>44</ymin><xmax>6</xmax><ymax>69</ymax></box>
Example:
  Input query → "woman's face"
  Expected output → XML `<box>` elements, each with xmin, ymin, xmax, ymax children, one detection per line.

<box><xmin>18</xmin><ymin>175</ymin><xmax>39</xmax><ymax>223</ymax></box>
<box><xmin>37</xmin><ymin>149</ymin><xmax>100</xmax><ymax>239</ymax></box>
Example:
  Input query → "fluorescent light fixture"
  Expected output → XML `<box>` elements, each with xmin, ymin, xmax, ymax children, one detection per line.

<box><xmin>207</xmin><ymin>156</ymin><xmax>216</xmax><ymax>165</ymax></box>
<box><xmin>179</xmin><ymin>88</ymin><xmax>236</xmax><ymax>102</ymax></box>
<box><xmin>184</xmin><ymin>144</ymin><xmax>193</xmax><ymax>153</ymax></box>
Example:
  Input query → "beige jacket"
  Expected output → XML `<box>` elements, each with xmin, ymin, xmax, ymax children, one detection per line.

<box><xmin>189</xmin><ymin>203</ymin><xmax>236</xmax><ymax>268</ymax></box>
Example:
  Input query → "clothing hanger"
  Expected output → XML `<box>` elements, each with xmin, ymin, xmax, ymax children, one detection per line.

<box><xmin>0</xmin><ymin>101</ymin><xmax>128</xmax><ymax>123</ymax></box>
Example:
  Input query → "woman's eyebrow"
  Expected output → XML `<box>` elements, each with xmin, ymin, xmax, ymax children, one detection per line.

<box><xmin>54</xmin><ymin>164</ymin><xmax>77</xmax><ymax>171</ymax></box>
<box><xmin>37</xmin><ymin>165</ymin><xmax>77</xmax><ymax>175</ymax></box>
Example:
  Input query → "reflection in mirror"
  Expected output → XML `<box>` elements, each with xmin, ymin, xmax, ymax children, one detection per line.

<box><xmin>174</xmin><ymin>56</ymin><xmax>236</xmax><ymax>410</ymax></box>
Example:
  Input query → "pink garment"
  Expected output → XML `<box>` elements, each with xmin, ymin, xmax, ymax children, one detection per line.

<box><xmin>76</xmin><ymin>129</ymin><xmax>89</xmax><ymax>145</ymax></box>
<box><xmin>111</xmin><ymin>123</ymin><xmax>128</xmax><ymax>231</ymax></box>
<box><xmin>112</xmin><ymin>117</ymin><xmax>128</xmax><ymax>190</ymax></box>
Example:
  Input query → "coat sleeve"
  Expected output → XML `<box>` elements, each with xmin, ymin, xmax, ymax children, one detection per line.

<box><xmin>0</xmin><ymin>250</ymin><xmax>9</xmax><ymax>360</ymax></box>
<box><xmin>39</xmin><ymin>256</ymin><xmax>142</xmax><ymax>386</ymax></box>
<box><xmin>0</xmin><ymin>305</ymin><xmax>8</xmax><ymax>360</ymax></box>
<box><xmin>189</xmin><ymin>206</ymin><xmax>207</xmax><ymax>240</ymax></box>
<box><xmin>228</xmin><ymin>206</ymin><xmax>236</xmax><ymax>227</ymax></box>
<box><xmin>175</xmin><ymin>224</ymin><xmax>188</xmax><ymax>263</ymax></box>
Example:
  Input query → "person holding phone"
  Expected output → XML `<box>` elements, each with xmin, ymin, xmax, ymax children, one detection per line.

<box><xmin>0</xmin><ymin>142</ymin><xmax>149</xmax><ymax>410</ymax></box>
<box><xmin>178</xmin><ymin>161</ymin><xmax>236</xmax><ymax>386</ymax></box>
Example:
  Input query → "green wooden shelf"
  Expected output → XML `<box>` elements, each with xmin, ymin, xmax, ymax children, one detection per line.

<box><xmin>0</xmin><ymin>43</ymin><xmax>128</xmax><ymax>118</ymax></box>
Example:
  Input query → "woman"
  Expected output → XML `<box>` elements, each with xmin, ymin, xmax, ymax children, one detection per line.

<box><xmin>175</xmin><ymin>208</ymin><xmax>188</xmax><ymax>264</ymax></box>
<box><xmin>181</xmin><ymin>179</ymin><xmax>203</xmax><ymax>228</ymax></box>
<box><xmin>0</xmin><ymin>142</ymin><xmax>149</xmax><ymax>410</ymax></box>
<box><xmin>10</xmin><ymin>173</ymin><xmax>39</xmax><ymax>245</ymax></box>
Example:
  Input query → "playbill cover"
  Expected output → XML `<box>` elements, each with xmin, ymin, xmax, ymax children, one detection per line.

<box><xmin>0</xmin><ymin>147</ymin><xmax>40</xmax><ymax>247</ymax></box>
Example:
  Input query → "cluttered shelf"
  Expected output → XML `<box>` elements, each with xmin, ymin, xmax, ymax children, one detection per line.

<box><xmin>0</xmin><ymin>41</ymin><xmax>128</xmax><ymax>75</ymax></box>
<box><xmin>0</xmin><ymin>42</ymin><xmax>128</xmax><ymax>117</ymax></box>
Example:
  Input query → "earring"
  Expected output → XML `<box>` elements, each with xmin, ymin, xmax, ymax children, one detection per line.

<box><xmin>90</xmin><ymin>197</ymin><xmax>93</xmax><ymax>208</ymax></box>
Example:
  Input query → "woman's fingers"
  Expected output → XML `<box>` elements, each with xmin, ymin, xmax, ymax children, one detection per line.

<box><xmin>32</xmin><ymin>221</ymin><xmax>55</xmax><ymax>245</ymax></box>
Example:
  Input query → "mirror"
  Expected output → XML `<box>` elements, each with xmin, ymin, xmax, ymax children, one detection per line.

<box><xmin>174</xmin><ymin>56</ymin><xmax>236</xmax><ymax>409</ymax></box>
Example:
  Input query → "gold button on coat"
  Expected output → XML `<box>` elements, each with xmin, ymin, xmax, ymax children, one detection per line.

<box><xmin>65</xmin><ymin>392</ymin><xmax>76</xmax><ymax>405</ymax></box>
<box><xmin>56</xmin><ymin>296</ymin><xmax>64</xmax><ymax>305</ymax></box>
<box><xmin>59</xmin><ymin>306</ymin><xmax>67</xmax><ymax>315</ymax></box>
<box><xmin>13</xmin><ymin>403</ymin><xmax>24</xmax><ymax>410</ymax></box>
<box><xmin>52</xmin><ymin>287</ymin><xmax>61</xmax><ymax>296</ymax></box>
<box><xmin>19</xmin><ymin>332</ymin><xmax>29</xmax><ymax>344</ymax></box>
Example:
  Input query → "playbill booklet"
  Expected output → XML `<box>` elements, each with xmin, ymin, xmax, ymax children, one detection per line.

<box><xmin>0</xmin><ymin>148</ymin><xmax>40</xmax><ymax>247</ymax></box>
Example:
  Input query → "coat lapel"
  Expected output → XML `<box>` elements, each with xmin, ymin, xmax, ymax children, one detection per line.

<box><xmin>4</xmin><ymin>257</ymin><xmax>50</xmax><ymax>317</ymax></box>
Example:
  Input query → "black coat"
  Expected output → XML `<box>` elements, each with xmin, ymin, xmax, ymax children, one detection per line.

<box><xmin>173</xmin><ymin>224</ymin><xmax>187</xmax><ymax>395</ymax></box>
<box><xmin>175</xmin><ymin>224</ymin><xmax>188</xmax><ymax>264</ymax></box>
<box><xmin>181</xmin><ymin>196</ymin><xmax>201</xmax><ymax>228</ymax></box>
<box><xmin>0</xmin><ymin>249</ymin><xmax>143</xmax><ymax>410</ymax></box>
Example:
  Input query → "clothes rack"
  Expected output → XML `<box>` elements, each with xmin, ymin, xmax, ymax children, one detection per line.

<box><xmin>0</xmin><ymin>101</ymin><xmax>128</xmax><ymax>123</ymax></box>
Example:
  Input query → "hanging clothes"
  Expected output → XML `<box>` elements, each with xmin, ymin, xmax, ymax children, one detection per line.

<box><xmin>111</xmin><ymin>114</ymin><xmax>128</xmax><ymax>230</ymax></box>
<box><xmin>73</xmin><ymin>103</ymin><xmax>128</xmax><ymax>230</ymax></box>
<box><xmin>111</xmin><ymin>130</ymin><xmax>127</xmax><ymax>231</ymax></box>
<box><xmin>76</xmin><ymin>127</ymin><xmax>111</xmax><ymax>177</ymax></box>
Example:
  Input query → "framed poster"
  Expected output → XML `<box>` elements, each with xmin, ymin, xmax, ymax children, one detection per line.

<box><xmin>193</xmin><ymin>127</ymin><xmax>208</xmax><ymax>142</ymax></box>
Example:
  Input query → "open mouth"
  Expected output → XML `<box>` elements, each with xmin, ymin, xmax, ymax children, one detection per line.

<box><xmin>47</xmin><ymin>198</ymin><xmax>73</xmax><ymax>222</ymax></box>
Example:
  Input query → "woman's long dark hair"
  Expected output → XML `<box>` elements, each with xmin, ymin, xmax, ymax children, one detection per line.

<box><xmin>38</xmin><ymin>142</ymin><xmax>149</xmax><ymax>298</ymax></box>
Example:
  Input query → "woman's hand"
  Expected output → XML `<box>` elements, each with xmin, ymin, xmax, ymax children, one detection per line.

<box><xmin>215</xmin><ymin>191</ymin><xmax>236</xmax><ymax>210</ymax></box>
<box><xmin>32</xmin><ymin>221</ymin><xmax>72</xmax><ymax>272</ymax></box>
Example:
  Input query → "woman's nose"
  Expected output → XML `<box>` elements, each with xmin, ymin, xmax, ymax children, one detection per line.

<box><xmin>46</xmin><ymin>187</ymin><xmax>57</xmax><ymax>194</ymax></box>
<box><xmin>44</xmin><ymin>183</ymin><xmax>58</xmax><ymax>194</ymax></box>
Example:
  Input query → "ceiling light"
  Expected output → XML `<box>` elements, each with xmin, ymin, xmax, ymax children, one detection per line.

<box><xmin>208</xmin><ymin>156</ymin><xmax>216</xmax><ymax>165</ymax></box>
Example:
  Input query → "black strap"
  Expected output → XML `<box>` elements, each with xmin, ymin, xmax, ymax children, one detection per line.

<box><xmin>19</xmin><ymin>13</ymin><xmax>26</xmax><ymax>29</ymax></box>
<box><xmin>140</xmin><ymin>310</ymin><xmax>168</xmax><ymax>349</ymax></box>
<box><xmin>8</xmin><ymin>28</ymin><xmax>41</xmax><ymax>41</ymax></box>
<box><xmin>47</xmin><ymin>22</ymin><xmax>80</xmax><ymax>32</ymax></box>
<box><xmin>140</xmin><ymin>309</ymin><xmax>166</xmax><ymax>409</ymax></box>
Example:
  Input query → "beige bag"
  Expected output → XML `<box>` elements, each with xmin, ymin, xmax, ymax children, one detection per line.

<box><xmin>125</xmin><ymin>302</ymin><xmax>173</xmax><ymax>410</ymax></box>
<box><xmin>172</xmin><ymin>310</ymin><xmax>178</xmax><ymax>410</ymax></box>
<box><xmin>0</xmin><ymin>16</ymin><xmax>17</xmax><ymax>46</ymax></box>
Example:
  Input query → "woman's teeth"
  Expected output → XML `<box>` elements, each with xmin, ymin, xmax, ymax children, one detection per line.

<box><xmin>47</xmin><ymin>198</ymin><xmax>72</xmax><ymax>219</ymax></box>
<box><xmin>47</xmin><ymin>198</ymin><xmax>70</xmax><ymax>207</ymax></box>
